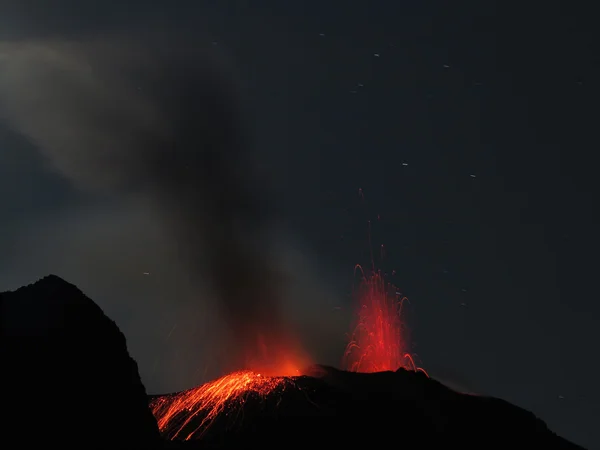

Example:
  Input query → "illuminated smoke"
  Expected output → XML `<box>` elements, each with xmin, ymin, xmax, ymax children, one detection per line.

<box><xmin>0</xmin><ymin>32</ymin><xmax>293</xmax><ymax>370</ymax></box>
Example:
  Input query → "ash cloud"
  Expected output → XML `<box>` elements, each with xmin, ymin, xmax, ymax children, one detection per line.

<box><xmin>0</xmin><ymin>31</ymin><xmax>301</xmax><ymax>372</ymax></box>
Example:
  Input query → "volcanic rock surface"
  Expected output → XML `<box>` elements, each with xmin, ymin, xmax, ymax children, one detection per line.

<box><xmin>152</xmin><ymin>365</ymin><xmax>585</xmax><ymax>450</ymax></box>
<box><xmin>0</xmin><ymin>275</ymin><xmax>160</xmax><ymax>448</ymax></box>
<box><xmin>0</xmin><ymin>275</ymin><xmax>586</xmax><ymax>449</ymax></box>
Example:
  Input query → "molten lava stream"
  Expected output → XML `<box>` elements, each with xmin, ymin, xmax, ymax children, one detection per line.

<box><xmin>344</xmin><ymin>265</ymin><xmax>426</xmax><ymax>374</ymax></box>
<box><xmin>150</xmin><ymin>341</ymin><xmax>310</xmax><ymax>441</ymax></box>
<box><xmin>151</xmin><ymin>370</ymin><xmax>295</xmax><ymax>440</ymax></box>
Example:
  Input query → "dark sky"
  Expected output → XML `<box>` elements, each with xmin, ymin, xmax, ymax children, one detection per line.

<box><xmin>1</xmin><ymin>2</ymin><xmax>598</xmax><ymax>448</ymax></box>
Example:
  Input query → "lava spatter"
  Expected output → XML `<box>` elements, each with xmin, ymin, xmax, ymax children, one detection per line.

<box><xmin>343</xmin><ymin>265</ymin><xmax>426</xmax><ymax>374</ymax></box>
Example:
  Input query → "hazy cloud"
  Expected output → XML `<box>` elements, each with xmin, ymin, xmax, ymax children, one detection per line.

<box><xmin>0</xmin><ymin>29</ymin><xmax>345</xmax><ymax>390</ymax></box>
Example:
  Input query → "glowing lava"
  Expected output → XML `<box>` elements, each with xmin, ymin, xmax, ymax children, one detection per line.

<box><xmin>152</xmin><ymin>252</ymin><xmax>427</xmax><ymax>440</ymax></box>
<box><xmin>151</xmin><ymin>265</ymin><xmax>426</xmax><ymax>440</ymax></box>
<box><xmin>344</xmin><ymin>265</ymin><xmax>425</xmax><ymax>374</ymax></box>
<box><xmin>151</xmin><ymin>370</ymin><xmax>296</xmax><ymax>440</ymax></box>
<box><xmin>151</xmin><ymin>341</ymin><xmax>309</xmax><ymax>440</ymax></box>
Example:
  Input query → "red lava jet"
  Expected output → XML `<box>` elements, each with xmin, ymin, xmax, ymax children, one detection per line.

<box><xmin>343</xmin><ymin>264</ymin><xmax>426</xmax><ymax>374</ymax></box>
<box><xmin>151</xmin><ymin>263</ymin><xmax>425</xmax><ymax>440</ymax></box>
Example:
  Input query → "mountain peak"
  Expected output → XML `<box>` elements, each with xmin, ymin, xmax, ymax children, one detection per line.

<box><xmin>1</xmin><ymin>275</ymin><xmax>160</xmax><ymax>448</ymax></box>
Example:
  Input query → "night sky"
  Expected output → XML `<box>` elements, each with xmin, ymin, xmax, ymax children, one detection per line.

<box><xmin>1</xmin><ymin>2</ymin><xmax>598</xmax><ymax>448</ymax></box>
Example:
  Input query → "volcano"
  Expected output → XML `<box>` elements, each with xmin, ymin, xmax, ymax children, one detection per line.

<box><xmin>0</xmin><ymin>275</ymin><xmax>586</xmax><ymax>449</ymax></box>
<box><xmin>151</xmin><ymin>365</ymin><xmax>584</xmax><ymax>450</ymax></box>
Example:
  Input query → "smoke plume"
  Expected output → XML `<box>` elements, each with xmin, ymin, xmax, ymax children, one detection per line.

<box><xmin>0</xmin><ymin>32</ymin><xmax>296</xmax><ymax>371</ymax></box>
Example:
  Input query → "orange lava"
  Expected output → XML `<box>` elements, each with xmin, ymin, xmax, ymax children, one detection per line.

<box><xmin>152</xmin><ymin>248</ymin><xmax>427</xmax><ymax>440</ymax></box>
<box><xmin>344</xmin><ymin>265</ymin><xmax>425</xmax><ymax>374</ymax></box>
<box><xmin>150</xmin><ymin>370</ymin><xmax>296</xmax><ymax>440</ymax></box>
<box><xmin>151</xmin><ymin>341</ymin><xmax>309</xmax><ymax>440</ymax></box>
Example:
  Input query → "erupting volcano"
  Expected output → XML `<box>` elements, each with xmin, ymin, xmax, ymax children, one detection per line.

<box><xmin>151</xmin><ymin>259</ymin><xmax>424</xmax><ymax>440</ymax></box>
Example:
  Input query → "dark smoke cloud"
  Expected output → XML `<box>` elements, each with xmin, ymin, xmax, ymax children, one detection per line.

<box><xmin>0</xmin><ymin>31</ymin><xmax>298</xmax><ymax>371</ymax></box>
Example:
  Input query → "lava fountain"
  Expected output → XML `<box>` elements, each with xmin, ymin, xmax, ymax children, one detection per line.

<box><xmin>343</xmin><ymin>264</ymin><xmax>426</xmax><ymax>374</ymax></box>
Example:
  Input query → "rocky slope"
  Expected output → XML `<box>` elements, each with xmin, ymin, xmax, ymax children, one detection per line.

<box><xmin>151</xmin><ymin>364</ymin><xmax>585</xmax><ymax>449</ymax></box>
<box><xmin>0</xmin><ymin>275</ymin><xmax>160</xmax><ymax>448</ymax></box>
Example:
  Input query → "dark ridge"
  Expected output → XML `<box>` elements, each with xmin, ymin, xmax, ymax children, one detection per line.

<box><xmin>0</xmin><ymin>275</ymin><xmax>160</xmax><ymax>449</ymax></box>
<box><xmin>0</xmin><ymin>276</ymin><xmax>586</xmax><ymax>449</ymax></box>
<box><xmin>150</xmin><ymin>364</ymin><xmax>585</xmax><ymax>449</ymax></box>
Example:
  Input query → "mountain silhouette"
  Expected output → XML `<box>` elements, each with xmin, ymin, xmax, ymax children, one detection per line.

<box><xmin>0</xmin><ymin>275</ymin><xmax>585</xmax><ymax>449</ymax></box>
